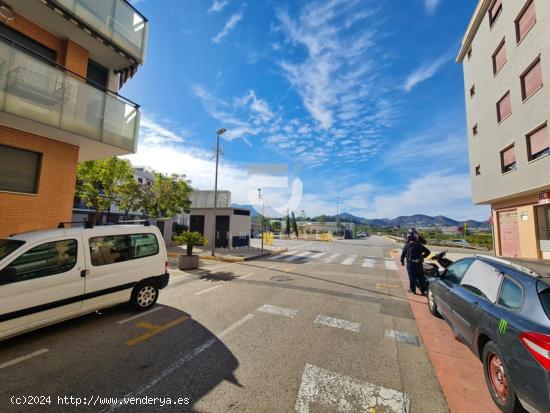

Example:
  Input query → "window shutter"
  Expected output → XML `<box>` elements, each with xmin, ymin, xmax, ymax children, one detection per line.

<box><xmin>517</xmin><ymin>1</ymin><xmax>536</xmax><ymax>42</ymax></box>
<box><xmin>491</xmin><ymin>0</ymin><xmax>502</xmax><ymax>22</ymax></box>
<box><xmin>493</xmin><ymin>42</ymin><xmax>507</xmax><ymax>73</ymax></box>
<box><xmin>0</xmin><ymin>145</ymin><xmax>41</xmax><ymax>194</ymax></box>
<box><xmin>523</xmin><ymin>59</ymin><xmax>542</xmax><ymax>99</ymax></box>
<box><xmin>502</xmin><ymin>146</ymin><xmax>516</xmax><ymax>168</ymax></box>
<box><xmin>498</xmin><ymin>93</ymin><xmax>512</xmax><ymax>121</ymax></box>
<box><xmin>529</xmin><ymin>125</ymin><xmax>549</xmax><ymax>157</ymax></box>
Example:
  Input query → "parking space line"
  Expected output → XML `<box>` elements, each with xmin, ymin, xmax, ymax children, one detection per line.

<box><xmin>239</xmin><ymin>272</ymin><xmax>254</xmax><ymax>279</ymax></box>
<box><xmin>341</xmin><ymin>255</ymin><xmax>357</xmax><ymax>266</ymax></box>
<box><xmin>194</xmin><ymin>285</ymin><xmax>222</xmax><ymax>296</ymax></box>
<box><xmin>126</xmin><ymin>315</ymin><xmax>190</xmax><ymax>346</ymax></box>
<box><xmin>117</xmin><ymin>307</ymin><xmax>164</xmax><ymax>324</ymax></box>
<box><xmin>0</xmin><ymin>348</ymin><xmax>49</xmax><ymax>370</ymax></box>
<box><xmin>257</xmin><ymin>304</ymin><xmax>298</xmax><ymax>318</ymax></box>
<box><xmin>314</xmin><ymin>315</ymin><xmax>361</xmax><ymax>333</ymax></box>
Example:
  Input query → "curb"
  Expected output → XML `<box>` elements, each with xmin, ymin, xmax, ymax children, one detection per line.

<box><xmin>168</xmin><ymin>248</ymin><xmax>288</xmax><ymax>263</ymax></box>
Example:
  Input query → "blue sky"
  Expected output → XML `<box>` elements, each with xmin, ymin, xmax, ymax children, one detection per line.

<box><xmin>123</xmin><ymin>0</ymin><xmax>490</xmax><ymax>221</ymax></box>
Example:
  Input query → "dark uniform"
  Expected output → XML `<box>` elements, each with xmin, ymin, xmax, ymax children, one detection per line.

<box><xmin>400</xmin><ymin>239</ymin><xmax>431</xmax><ymax>294</ymax></box>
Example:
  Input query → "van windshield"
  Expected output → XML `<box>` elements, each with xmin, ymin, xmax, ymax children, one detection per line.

<box><xmin>0</xmin><ymin>239</ymin><xmax>25</xmax><ymax>261</ymax></box>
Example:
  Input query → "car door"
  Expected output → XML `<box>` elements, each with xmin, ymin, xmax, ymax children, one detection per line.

<box><xmin>0</xmin><ymin>236</ymin><xmax>85</xmax><ymax>334</ymax></box>
<box><xmin>450</xmin><ymin>259</ymin><xmax>504</xmax><ymax>345</ymax></box>
<box><xmin>436</xmin><ymin>259</ymin><xmax>474</xmax><ymax>323</ymax></box>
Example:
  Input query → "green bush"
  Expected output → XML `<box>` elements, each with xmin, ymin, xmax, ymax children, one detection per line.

<box><xmin>174</xmin><ymin>231</ymin><xmax>208</xmax><ymax>256</ymax></box>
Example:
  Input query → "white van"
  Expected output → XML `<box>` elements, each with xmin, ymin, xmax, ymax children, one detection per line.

<box><xmin>0</xmin><ymin>224</ymin><xmax>169</xmax><ymax>341</ymax></box>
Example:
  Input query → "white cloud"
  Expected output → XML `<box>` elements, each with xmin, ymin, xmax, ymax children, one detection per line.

<box><xmin>208</xmin><ymin>0</ymin><xmax>229</xmax><ymax>14</ymax></box>
<box><xmin>403</xmin><ymin>52</ymin><xmax>451</xmax><ymax>92</ymax></box>
<box><xmin>423</xmin><ymin>0</ymin><xmax>441</xmax><ymax>14</ymax></box>
<box><xmin>212</xmin><ymin>12</ymin><xmax>243</xmax><ymax>44</ymax></box>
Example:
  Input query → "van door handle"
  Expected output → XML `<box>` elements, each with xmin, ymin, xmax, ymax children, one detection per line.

<box><xmin>80</xmin><ymin>269</ymin><xmax>88</xmax><ymax>278</ymax></box>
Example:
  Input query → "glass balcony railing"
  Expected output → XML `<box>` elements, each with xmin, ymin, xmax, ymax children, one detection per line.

<box><xmin>0</xmin><ymin>37</ymin><xmax>140</xmax><ymax>152</ymax></box>
<box><xmin>53</xmin><ymin>0</ymin><xmax>147</xmax><ymax>62</ymax></box>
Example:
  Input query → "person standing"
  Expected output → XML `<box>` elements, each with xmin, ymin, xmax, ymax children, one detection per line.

<box><xmin>400</xmin><ymin>234</ymin><xmax>431</xmax><ymax>295</ymax></box>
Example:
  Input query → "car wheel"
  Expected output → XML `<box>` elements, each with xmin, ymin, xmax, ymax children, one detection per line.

<box><xmin>482</xmin><ymin>342</ymin><xmax>523</xmax><ymax>413</ymax></box>
<box><xmin>130</xmin><ymin>281</ymin><xmax>159</xmax><ymax>311</ymax></box>
<box><xmin>428</xmin><ymin>286</ymin><xmax>442</xmax><ymax>318</ymax></box>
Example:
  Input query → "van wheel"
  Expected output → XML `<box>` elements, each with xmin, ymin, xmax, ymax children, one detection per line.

<box><xmin>428</xmin><ymin>286</ymin><xmax>441</xmax><ymax>318</ymax></box>
<box><xmin>482</xmin><ymin>342</ymin><xmax>523</xmax><ymax>413</ymax></box>
<box><xmin>131</xmin><ymin>281</ymin><xmax>158</xmax><ymax>311</ymax></box>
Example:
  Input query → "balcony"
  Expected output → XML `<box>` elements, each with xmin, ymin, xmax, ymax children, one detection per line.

<box><xmin>0</xmin><ymin>37</ymin><xmax>140</xmax><ymax>155</ymax></box>
<box><xmin>52</xmin><ymin>0</ymin><xmax>148</xmax><ymax>63</ymax></box>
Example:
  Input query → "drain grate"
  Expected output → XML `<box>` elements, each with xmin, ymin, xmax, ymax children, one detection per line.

<box><xmin>271</xmin><ymin>275</ymin><xmax>293</xmax><ymax>282</ymax></box>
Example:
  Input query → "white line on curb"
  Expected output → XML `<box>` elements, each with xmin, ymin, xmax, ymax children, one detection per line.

<box><xmin>117</xmin><ymin>307</ymin><xmax>163</xmax><ymax>324</ymax></box>
<box><xmin>257</xmin><ymin>304</ymin><xmax>298</xmax><ymax>318</ymax></box>
<box><xmin>194</xmin><ymin>285</ymin><xmax>222</xmax><ymax>296</ymax></box>
<box><xmin>314</xmin><ymin>315</ymin><xmax>361</xmax><ymax>333</ymax></box>
<box><xmin>0</xmin><ymin>349</ymin><xmax>49</xmax><ymax>370</ymax></box>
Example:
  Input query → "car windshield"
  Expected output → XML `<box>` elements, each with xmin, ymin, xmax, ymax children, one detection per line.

<box><xmin>0</xmin><ymin>239</ymin><xmax>25</xmax><ymax>261</ymax></box>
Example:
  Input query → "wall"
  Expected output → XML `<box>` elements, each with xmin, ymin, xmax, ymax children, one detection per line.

<box><xmin>0</xmin><ymin>125</ymin><xmax>79</xmax><ymax>237</ymax></box>
<box><xmin>462</xmin><ymin>0</ymin><xmax>550</xmax><ymax>205</ymax></box>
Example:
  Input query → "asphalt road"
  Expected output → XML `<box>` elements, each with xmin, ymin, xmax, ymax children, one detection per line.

<box><xmin>0</xmin><ymin>235</ymin><xmax>449</xmax><ymax>413</ymax></box>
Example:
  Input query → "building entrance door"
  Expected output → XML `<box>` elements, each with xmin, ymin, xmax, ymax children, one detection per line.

<box><xmin>216</xmin><ymin>216</ymin><xmax>230</xmax><ymax>248</ymax></box>
<box><xmin>536</xmin><ymin>205</ymin><xmax>550</xmax><ymax>259</ymax></box>
<box><xmin>190</xmin><ymin>215</ymin><xmax>205</xmax><ymax>236</ymax></box>
<box><xmin>498</xmin><ymin>210</ymin><xmax>520</xmax><ymax>257</ymax></box>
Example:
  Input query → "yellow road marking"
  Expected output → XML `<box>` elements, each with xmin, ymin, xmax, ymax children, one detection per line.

<box><xmin>126</xmin><ymin>315</ymin><xmax>190</xmax><ymax>346</ymax></box>
<box><xmin>376</xmin><ymin>283</ymin><xmax>401</xmax><ymax>289</ymax></box>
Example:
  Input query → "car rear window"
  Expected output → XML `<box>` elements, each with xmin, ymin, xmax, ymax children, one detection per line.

<box><xmin>538</xmin><ymin>281</ymin><xmax>550</xmax><ymax>319</ymax></box>
<box><xmin>0</xmin><ymin>239</ymin><xmax>25</xmax><ymax>261</ymax></box>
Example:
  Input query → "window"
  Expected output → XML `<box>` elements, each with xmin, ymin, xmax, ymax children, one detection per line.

<box><xmin>89</xmin><ymin>233</ymin><xmax>159</xmax><ymax>266</ymax></box>
<box><xmin>0</xmin><ymin>23</ymin><xmax>57</xmax><ymax>64</ymax></box>
<box><xmin>498</xmin><ymin>277</ymin><xmax>523</xmax><ymax>310</ymax></box>
<box><xmin>137</xmin><ymin>177</ymin><xmax>143</xmax><ymax>184</ymax></box>
<box><xmin>460</xmin><ymin>260</ymin><xmax>503</xmax><ymax>303</ymax></box>
<box><xmin>489</xmin><ymin>0</ymin><xmax>502</xmax><ymax>26</ymax></box>
<box><xmin>528</xmin><ymin>124</ymin><xmax>549</xmax><ymax>161</ymax></box>
<box><xmin>0</xmin><ymin>239</ymin><xmax>25</xmax><ymax>261</ymax></box>
<box><xmin>492</xmin><ymin>40</ymin><xmax>507</xmax><ymax>74</ymax></box>
<box><xmin>501</xmin><ymin>145</ymin><xmax>517</xmax><ymax>173</ymax></box>
<box><xmin>473</xmin><ymin>124</ymin><xmax>478</xmax><ymax>136</ymax></box>
<box><xmin>86</xmin><ymin>60</ymin><xmax>109</xmax><ymax>91</ymax></box>
<box><xmin>2</xmin><ymin>240</ymin><xmax>78</xmax><ymax>284</ymax></box>
<box><xmin>516</xmin><ymin>0</ymin><xmax>536</xmax><ymax>43</ymax></box>
<box><xmin>475</xmin><ymin>165</ymin><xmax>481</xmax><ymax>176</ymax></box>
<box><xmin>497</xmin><ymin>92</ymin><xmax>512</xmax><ymax>123</ymax></box>
<box><xmin>0</xmin><ymin>144</ymin><xmax>42</xmax><ymax>194</ymax></box>
<box><xmin>539</xmin><ymin>283</ymin><xmax>550</xmax><ymax>319</ymax></box>
<box><xmin>445</xmin><ymin>259</ymin><xmax>473</xmax><ymax>284</ymax></box>
<box><xmin>470</xmin><ymin>85</ymin><xmax>476</xmax><ymax>97</ymax></box>
<box><xmin>521</xmin><ymin>58</ymin><xmax>543</xmax><ymax>101</ymax></box>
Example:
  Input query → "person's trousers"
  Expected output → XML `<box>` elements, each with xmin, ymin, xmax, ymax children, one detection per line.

<box><xmin>406</xmin><ymin>261</ymin><xmax>425</xmax><ymax>293</ymax></box>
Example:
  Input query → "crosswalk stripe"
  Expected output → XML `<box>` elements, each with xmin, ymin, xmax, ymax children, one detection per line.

<box><xmin>385</xmin><ymin>260</ymin><xmax>398</xmax><ymax>270</ymax></box>
<box><xmin>284</xmin><ymin>251</ymin><xmax>312</xmax><ymax>262</ymax></box>
<box><xmin>341</xmin><ymin>255</ymin><xmax>357</xmax><ymax>266</ymax></box>
<box><xmin>323</xmin><ymin>253</ymin><xmax>341</xmax><ymax>263</ymax></box>
<box><xmin>362</xmin><ymin>258</ymin><xmax>375</xmax><ymax>268</ymax></box>
<box><xmin>310</xmin><ymin>252</ymin><xmax>326</xmax><ymax>259</ymax></box>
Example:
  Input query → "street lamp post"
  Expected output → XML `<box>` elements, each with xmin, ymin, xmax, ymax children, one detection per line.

<box><xmin>336</xmin><ymin>196</ymin><xmax>340</xmax><ymax>237</ymax></box>
<box><xmin>258</xmin><ymin>188</ymin><xmax>264</xmax><ymax>252</ymax></box>
<box><xmin>211</xmin><ymin>128</ymin><xmax>227</xmax><ymax>257</ymax></box>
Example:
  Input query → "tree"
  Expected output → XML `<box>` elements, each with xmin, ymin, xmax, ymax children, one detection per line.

<box><xmin>285</xmin><ymin>214</ymin><xmax>291</xmax><ymax>236</ymax></box>
<box><xmin>291</xmin><ymin>211</ymin><xmax>299</xmax><ymax>237</ymax></box>
<box><xmin>141</xmin><ymin>173</ymin><xmax>192</xmax><ymax>218</ymax></box>
<box><xmin>174</xmin><ymin>231</ymin><xmax>208</xmax><ymax>256</ymax></box>
<box><xmin>319</xmin><ymin>215</ymin><xmax>326</xmax><ymax>226</ymax></box>
<box><xmin>270</xmin><ymin>221</ymin><xmax>281</xmax><ymax>232</ymax></box>
<box><xmin>117</xmin><ymin>179</ymin><xmax>143</xmax><ymax>220</ymax></box>
<box><xmin>76</xmin><ymin>157</ymin><xmax>134</xmax><ymax>225</ymax></box>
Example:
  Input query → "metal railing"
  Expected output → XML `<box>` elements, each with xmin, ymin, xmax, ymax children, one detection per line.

<box><xmin>0</xmin><ymin>34</ymin><xmax>140</xmax><ymax>152</ymax></box>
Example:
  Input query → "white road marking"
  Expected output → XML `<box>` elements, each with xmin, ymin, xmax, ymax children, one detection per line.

<box><xmin>257</xmin><ymin>304</ymin><xmax>298</xmax><ymax>318</ymax></box>
<box><xmin>385</xmin><ymin>330</ymin><xmax>420</xmax><ymax>347</ymax></box>
<box><xmin>323</xmin><ymin>253</ymin><xmax>341</xmax><ymax>263</ymax></box>
<box><xmin>295</xmin><ymin>363</ymin><xmax>410</xmax><ymax>413</ymax></box>
<box><xmin>310</xmin><ymin>252</ymin><xmax>326</xmax><ymax>259</ymax></box>
<box><xmin>194</xmin><ymin>284</ymin><xmax>222</xmax><ymax>296</ymax></box>
<box><xmin>341</xmin><ymin>255</ymin><xmax>357</xmax><ymax>266</ymax></box>
<box><xmin>288</xmin><ymin>242</ymin><xmax>312</xmax><ymax>250</ymax></box>
<box><xmin>0</xmin><ymin>349</ymin><xmax>49</xmax><ymax>370</ymax></box>
<box><xmin>117</xmin><ymin>307</ymin><xmax>164</xmax><ymax>324</ymax></box>
<box><xmin>362</xmin><ymin>258</ymin><xmax>375</xmax><ymax>268</ymax></box>
<box><xmin>385</xmin><ymin>260</ymin><xmax>398</xmax><ymax>270</ymax></box>
<box><xmin>284</xmin><ymin>251</ymin><xmax>312</xmax><ymax>262</ymax></box>
<box><xmin>107</xmin><ymin>313</ymin><xmax>255</xmax><ymax>412</ymax></box>
<box><xmin>239</xmin><ymin>272</ymin><xmax>254</xmax><ymax>279</ymax></box>
<box><xmin>314</xmin><ymin>315</ymin><xmax>361</xmax><ymax>333</ymax></box>
<box><xmin>268</xmin><ymin>251</ymin><xmax>292</xmax><ymax>260</ymax></box>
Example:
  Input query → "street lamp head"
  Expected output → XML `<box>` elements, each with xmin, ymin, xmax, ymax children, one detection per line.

<box><xmin>217</xmin><ymin>128</ymin><xmax>227</xmax><ymax>136</ymax></box>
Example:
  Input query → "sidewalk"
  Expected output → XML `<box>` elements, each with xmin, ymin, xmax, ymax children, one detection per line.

<box><xmin>391</xmin><ymin>250</ymin><xmax>499</xmax><ymax>413</ymax></box>
<box><xmin>167</xmin><ymin>243</ymin><xmax>287</xmax><ymax>263</ymax></box>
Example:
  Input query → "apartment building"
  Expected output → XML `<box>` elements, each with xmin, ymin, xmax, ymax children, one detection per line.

<box><xmin>0</xmin><ymin>0</ymin><xmax>147</xmax><ymax>237</ymax></box>
<box><xmin>457</xmin><ymin>0</ymin><xmax>550</xmax><ymax>258</ymax></box>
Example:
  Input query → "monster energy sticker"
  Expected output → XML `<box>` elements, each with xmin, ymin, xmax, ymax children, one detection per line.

<box><xmin>498</xmin><ymin>319</ymin><xmax>508</xmax><ymax>334</ymax></box>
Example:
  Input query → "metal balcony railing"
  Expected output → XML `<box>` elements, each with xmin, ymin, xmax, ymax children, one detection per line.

<box><xmin>0</xmin><ymin>35</ymin><xmax>140</xmax><ymax>152</ymax></box>
<box><xmin>51</xmin><ymin>0</ymin><xmax>148</xmax><ymax>62</ymax></box>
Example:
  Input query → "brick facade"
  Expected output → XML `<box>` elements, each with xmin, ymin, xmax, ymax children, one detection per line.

<box><xmin>0</xmin><ymin>125</ymin><xmax>79</xmax><ymax>237</ymax></box>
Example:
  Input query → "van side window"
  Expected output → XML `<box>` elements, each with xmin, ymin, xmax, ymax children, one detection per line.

<box><xmin>89</xmin><ymin>234</ymin><xmax>159</xmax><ymax>266</ymax></box>
<box><xmin>498</xmin><ymin>277</ymin><xmax>523</xmax><ymax>310</ymax></box>
<box><xmin>5</xmin><ymin>240</ymin><xmax>78</xmax><ymax>283</ymax></box>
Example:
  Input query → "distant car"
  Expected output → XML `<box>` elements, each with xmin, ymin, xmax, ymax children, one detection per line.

<box><xmin>448</xmin><ymin>239</ymin><xmax>472</xmax><ymax>248</ymax></box>
<box><xmin>427</xmin><ymin>256</ymin><xmax>550</xmax><ymax>413</ymax></box>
